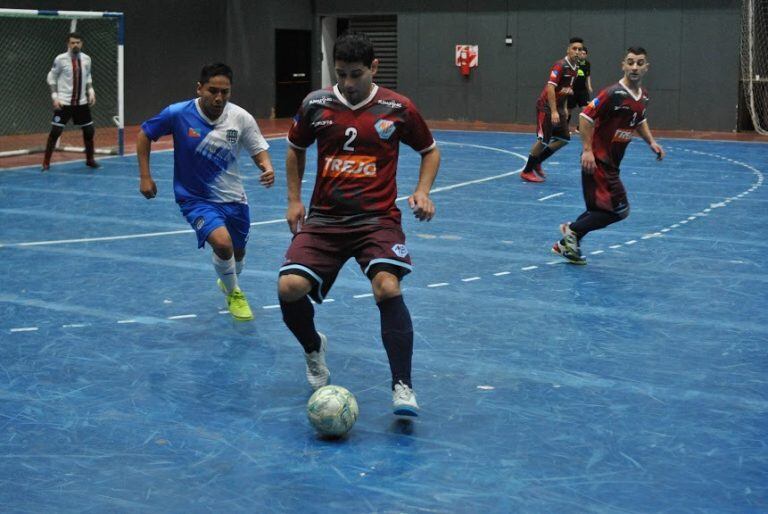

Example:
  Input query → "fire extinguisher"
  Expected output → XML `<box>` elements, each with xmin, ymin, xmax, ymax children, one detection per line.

<box><xmin>459</xmin><ymin>47</ymin><xmax>470</xmax><ymax>77</ymax></box>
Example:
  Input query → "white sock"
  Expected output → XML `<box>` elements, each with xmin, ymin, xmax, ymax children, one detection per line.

<box><xmin>235</xmin><ymin>257</ymin><xmax>245</xmax><ymax>277</ymax></box>
<box><xmin>212</xmin><ymin>253</ymin><xmax>238</xmax><ymax>293</ymax></box>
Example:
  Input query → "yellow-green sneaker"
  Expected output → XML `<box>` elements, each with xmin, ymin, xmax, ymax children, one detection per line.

<box><xmin>227</xmin><ymin>288</ymin><xmax>254</xmax><ymax>321</ymax></box>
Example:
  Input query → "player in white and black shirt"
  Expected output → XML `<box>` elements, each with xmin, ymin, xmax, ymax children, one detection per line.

<box><xmin>42</xmin><ymin>32</ymin><xmax>99</xmax><ymax>171</ymax></box>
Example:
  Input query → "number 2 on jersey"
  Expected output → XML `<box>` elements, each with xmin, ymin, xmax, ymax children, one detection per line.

<box><xmin>343</xmin><ymin>127</ymin><xmax>357</xmax><ymax>151</ymax></box>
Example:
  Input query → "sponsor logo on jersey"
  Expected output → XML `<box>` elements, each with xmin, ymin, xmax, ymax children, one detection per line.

<box><xmin>613</xmin><ymin>105</ymin><xmax>632</xmax><ymax>111</ymax></box>
<box><xmin>54</xmin><ymin>115</ymin><xmax>61</xmax><ymax>123</ymax></box>
<box><xmin>312</xmin><ymin>120</ymin><xmax>334</xmax><ymax>127</ymax></box>
<box><xmin>194</xmin><ymin>216</ymin><xmax>205</xmax><ymax>230</ymax></box>
<box><xmin>188</xmin><ymin>127</ymin><xmax>201</xmax><ymax>138</ymax></box>
<box><xmin>377</xmin><ymin>99</ymin><xmax>403</xmax><ymax>109</ymax></box>
<box><xmin>391</xmin><ymin>244</ymin><xmax>408</xmax><ymax>257</ymax></box>
<box><xmin>374</xmin><ymin>119</ymin><xmax>396</xmax><ymax>140</ymax></box>
<box><xmin>322</xmin><ymin>155</ymin><xmax>377</xmax><ymax>178</ymax></box>
<box><xmin>226</xmin><ymin>129</ymin><xmax>238</xmax><ymax>144</ymax></box>
<box><xmin>309</xmin><ymin>96</ymin><xmax>334</xmax><ymax>105</ymax></box>
<box><xmin>612</xmin><ymin>129</ymin><xmax>633</xmax><ymax>142</ymax></box>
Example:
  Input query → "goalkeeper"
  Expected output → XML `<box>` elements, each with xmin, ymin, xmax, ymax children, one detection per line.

<box><xmin>42</xmin><ymin>32</ymin><xmax>100</xmax><ymax>171</ymax></box>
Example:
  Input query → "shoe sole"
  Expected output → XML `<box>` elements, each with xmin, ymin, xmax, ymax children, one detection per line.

<box><xmin>231</xmin><ymin>312</ymin><xmax>254</xmax><ymax>321</ymax></box>
<box><xmin>520</xmin><ymin>173</ymin><xmax>545</xmax><ymax>183</ymax></box>
<box><xmin>393</xmin><ymin>407</ymin><xmax>419</xmax><ymax>417</ymax></box>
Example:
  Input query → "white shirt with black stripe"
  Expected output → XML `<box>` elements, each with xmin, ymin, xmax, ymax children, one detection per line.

<box><xmin>47</xmin><ymin>51</ymin><xmax>93</xmax><ymax>106</ymax></box>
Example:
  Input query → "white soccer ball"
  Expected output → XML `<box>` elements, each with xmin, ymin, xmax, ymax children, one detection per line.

<box><xmin>307</xmin><ymin>385</ymin><xmax>359</xmax><ymax>437</ymax></box>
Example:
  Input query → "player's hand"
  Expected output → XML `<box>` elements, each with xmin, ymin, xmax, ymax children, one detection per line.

<box><xmin>581</xmin><ymin>150</ymin><xmax>597</xmax><ymax>174</ymax></box>
<box><xmin>52</xmin><ymin>99</ymin><xmax>62</xmax><ymax>109</ymax></box>
<box><xmin>408</xmin><ymin>191</ymin><xmax>435</xmax><ymax>222</ymax></box>
<box><xmin>260</xmin><ymin>168</ymin><xmax>275</xmax><ymax>188</ymax></box>
<box><xmin>650</xmin><ymin>143</ymin><xmax>665</xmax><ymax>161</ymax></box>
<box><xmin>561</xmin><ymin>87</ymin><xmax>574</xmax><ymax>96</ymax></box>
<box><xmin>286</xmin><ymin>200</ymin><xmax>306</xmax><ymax>234</ymax></box>
<box><xmin>551</xmin><ymin>111</ymin><xmax>561</xmax><ymax>125</ymax></box>
<box><xmin>140</xmin><ymin>176</ymin><xmax>157</xmax><ymax>199</ymax></box>
<box><xmin>88</xmin><ymin>91</ymin><xmax>96</xmax><ymax>106</ymax></box>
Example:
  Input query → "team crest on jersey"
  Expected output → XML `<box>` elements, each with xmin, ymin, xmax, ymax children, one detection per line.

<box><xmin>54</xmin><ymin>115</ymin><xmax>61</xmax><ymax>123</ymax></box>
<box><xmin>588</xmin><ymin>98</ymin><xmax>600</xmax><ymax>109</ymax></box>
<box><xmin>226</xmin><ymin>129</ymin><xmax>238</xmax><ymax>144</ymax></box>
<box><xmin>550</xmin><ymin>70</ymin><xmax>559</xmax><ymax>79</ymax></box>
<box><xmin>188</xmin><ymin>127</ymin><xmax>201</xmax><ymax>138</ymax></box>
<box><xmin>391</xmin><ymin>244</ymin><xmax>408</xmax><ymax>258</ymax></box>
<box><xmin>374</xmin><ymin>119</ymin><xmax>396</xmax><ymax>140</ymax></box>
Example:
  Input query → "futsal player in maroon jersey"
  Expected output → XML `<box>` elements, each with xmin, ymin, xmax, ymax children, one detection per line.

<box><xmin>277</xmin><ymin>32</ymin><xmax>441</xmax><ymax>417</ymax></box>
<box><xmin>553</xmin><ymin>47</ymin><xmax>665</xmax><ymax>264</ymax></box>
<box><xmin>520</xmin><ymin>37</ymin><xmax>584</xmax><ymax>183</ymax></box>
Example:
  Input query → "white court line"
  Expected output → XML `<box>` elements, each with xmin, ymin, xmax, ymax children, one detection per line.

<box><xmin>537</xmin><ymin>192</ymin><xmax>564</xmax><ymax>202</ymax></box>
<box><xmin>353</xmin><ymin>293</ymin><xmax>374</xmax><ymax>298</ymax></box>
<box><xmin>427</xmin><ymin>283</ymin><xmax>449</xmax><ymax>288</ymax></box>
<box><xmin>10</xmin><ymin>327</ymin><xmax>38</xmax><ymax>332</ymax></box>
<box><xmin>1</xmin><ymin>141</ymin><xmax>526</xmax><ymax>249</ymax></box>
<box><xmin>625</xmin><ymin>240</ymin><xmax>637</xmax><ymax>245</ymax></box>
<box><xmin>609</xmin><ymin>244</ymin><xmax>623</xmax><ymax>249</ymax></box>
<box><xmin>461</xmin><ymin>276</ymin><xmax>481</xmax><ymax>282</ymax></box>
<box><xmin>590</xmin><ymin>250</ymin><xmax>604</xmax><ymax>255</ymax></box>
<box><xmin>167</xmin><ymin>314</ymin><xmax>197</xmax><ymax>320</ymax></box>
<box><xmin>262</xmin><ymin>305</ymin><xmax>281</xmax><ymax>310</ymax></box>
<box><xmin>521</xmin><ymin>266</ymin><xmax>538</xmax><ymax>271</ymax></box>
<box><xmin>493</xmin><ymin>271</ymin><xmax>511</xmax><ymax>276</ymax></box>
<box><xmin>62</xmin><ymin>323</ymin><xmax>89</xmax><ymax>328</ymax></box>
<box><xmin>117</xmin><ymin>319</ymin><xmax>137</xmax><ymax>324</ymax></box>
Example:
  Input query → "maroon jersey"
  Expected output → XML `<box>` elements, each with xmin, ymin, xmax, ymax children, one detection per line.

<box><xmin>580</xmin><ymin>81</ymin><xmax>649</xmax><ymax>168</ymax></box>
<box><xmin>536</xmin><ymin>58</ymin><xmax>579</xmax><ymax>112</ymax></box>
<box><xmin>288</xmin><ymin>84</ymin><xmax>436</xmax><ymax>228</ymax></box>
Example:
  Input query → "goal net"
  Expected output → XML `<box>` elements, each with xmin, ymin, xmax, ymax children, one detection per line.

<box><xmin>741</xmin><ymin>0</ymin><xmax>768</xmax><ymax>135</ymax></box>
<box><xmin>0</xmin><ymin>9</ymin><xmax>124</xmax><ymax>158</ymax></box>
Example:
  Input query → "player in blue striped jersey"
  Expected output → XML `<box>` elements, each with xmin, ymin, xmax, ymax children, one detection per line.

<box><xmin>137</xmin><ymin>63</ymin><xmax>275</xmax><ymax>321</ymax></box>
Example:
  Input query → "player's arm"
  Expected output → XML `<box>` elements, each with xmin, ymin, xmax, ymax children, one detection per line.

<box><xmin>578</xmin><ymin>114</ymin><xmax>597</xmax><ymax>174</ymax></box>
<box><xmin>587</xmin><ymin>76</ymin><xmax>593</xmax><ymax>96</ymax></box>
<box><xmin>546</xmin><ymin>83</ymin><xmax>560</xmax><ymax>124</ymax></box>
<box><xmin>285</xmin><ymin>146</ymin><xmax>307</xmax><ymax>234</ymax></box>
<box><xmin>636</xmin><ymin>121</ymin><xmax>665</xmax><ymax>161</ymax></box>
<box><xmin>137</xmin><ymin>129</ymin><xmax>158</xmax><ymax>199</ymax></box>
<box><xmin>47</xmin><ymin>59</ymin><xmax>61</xmax><ymax>109</ymax></box>
<box><xmin>408</xmin><ymin>146</ymin><xmax>440</xmax><ymax>222</ymax></box>
<box><xmin>251</xmin><ymin>150</ymin><xmax>275</xmax><ymax>188</ymax></box>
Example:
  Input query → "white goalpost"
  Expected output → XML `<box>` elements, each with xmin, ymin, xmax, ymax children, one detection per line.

<box><xmin>741</xmin><ymin>0</ymin><xmax>768</xmax><ymax>135</ymax></box>
<box><xmin>0</xmin><ymin>8</ymin><xmax>125</xmax><ymax>158</ymax></box>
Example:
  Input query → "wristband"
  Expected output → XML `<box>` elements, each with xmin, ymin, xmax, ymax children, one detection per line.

<box><xmin>51</xmin><ymin>92</ymin><xmax>58</xmax><ymax>100</ymax></box>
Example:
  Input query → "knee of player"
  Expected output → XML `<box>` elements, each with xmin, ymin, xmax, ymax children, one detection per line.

<box><xmin>278</xmin><ymin>273</ymin><xmax>312</xmax><ymax>301</ymax></box>
<box><xmin>371</xmin><ymin>273</ymin><xmax>401</xmax><ymax>302</ymax></box>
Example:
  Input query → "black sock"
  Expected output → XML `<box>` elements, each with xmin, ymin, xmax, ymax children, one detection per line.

<box><xmin>523</xmin><ymin>154</ymin><xmax>539</xmax><ymax>173</ymax></box>
<box><xmin>538</xmin><ymin>146</ymin><xmax>555</xmax><ymax>164</ymax></box>
<box><xmin>377</xmin><ymin>295</ymin><xmax>413</xmax><ymax>389</ymax></box>
<box><xmin>280</xmin><ymin>296</ymin><xmax>321</xmax><ymax>353</ymax></box>
<box><xmin>570</xmin><ymin>210</ymin><xmax>623</xmax><ymax>240</ymax></box>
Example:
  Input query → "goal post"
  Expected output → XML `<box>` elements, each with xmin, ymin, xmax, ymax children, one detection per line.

<box><xmin>741</xmin><ymin>0</ymin><xmax>768</xmax><ymax>135</ymax></box>
<box><xmin>0</xmin><ymin>8</ymin><xmax>124</xmax><ymax>158</ymax></box>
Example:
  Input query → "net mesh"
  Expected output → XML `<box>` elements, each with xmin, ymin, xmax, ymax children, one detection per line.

<box><xmin>0</xmin><ymin>13</ymin><xmax>120</xmax><ymax>155</ymax></box>
<box><xmin>741</xmin><ymin>0</ymin><xmax>768</xmax><ymax>134</ymax></box>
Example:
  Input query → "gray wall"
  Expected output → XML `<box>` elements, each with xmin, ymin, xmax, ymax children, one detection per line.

<box><xmin>317</xmin><ymin>0</ymin><xmax>741</xmax><ymax>131</ymax></box>
<box><xmin>3</xmin><ymin>0</ymin><xmax>740</xmax><ymax>130</ymax></box>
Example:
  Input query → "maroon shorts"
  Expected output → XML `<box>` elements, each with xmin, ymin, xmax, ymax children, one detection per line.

<box><xmin>279</xmin><ymin>224</ymin><xmax>412</xmax><ymax>303</ymax></box>
<box><xmin>582</xmin><ymin>160</ymin><xmax>629</xmax><ymax>215</ymax></box>
<box><xmin>536</xmin><ymin>109</ymin><xmax>570</xmax><ymax>144</ymax></box>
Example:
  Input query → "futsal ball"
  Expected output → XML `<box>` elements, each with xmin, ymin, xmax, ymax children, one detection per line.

<box><xmin>307</xmin><ymin>385</ymin><xmax>359</xmax><ymax>437</ymax></box>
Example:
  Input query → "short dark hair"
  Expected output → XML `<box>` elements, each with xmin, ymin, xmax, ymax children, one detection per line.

<box><xmin>582</xmin><ymin>46</ymin><xmax>588</xmax><ymax>53</ymax></box>
<box><xmin>569</xmin><ymin>37</ymin><xmax>584</xmax><ymax>45</ymax></box>
<box><xmin>68</xmin><ymin>32</ymin><xmax>83</xmax><ymax>41</ymax></box>
<box><xmin>626</xmin><ymin>46</ymin><xmax>647</xmax><ymax>57</ymax></box>
<box><xmin>200</xmin><ymin>62</ymin><xmax>233</xmax><ymax>84</ymax></box>
<box><xmin>333</xmin><ymin>31</ymin><xmax>375</xmax><ymax>67</ymax></box>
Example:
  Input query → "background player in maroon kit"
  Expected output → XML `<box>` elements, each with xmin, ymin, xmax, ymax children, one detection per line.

<box><xmin>277</xmin><ymin>32</ymin><xmax>441</xmax><ymax>417</ymax></box>
<box><xmin>520</xmin><ymin>37</ymin><xmax>584</xmax><ymax>183</ymax></box>
<box><xmin>553</xmin><ymin>47</ymin><xmax>665</xmax><ymax>264</ymax></box>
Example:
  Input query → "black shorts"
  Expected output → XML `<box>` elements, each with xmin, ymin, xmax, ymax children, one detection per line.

<box><xmin>536</xmin><ymin>109</ymin><xmax>570</xmax><ymax>144</ymax></box>
<box><xmin>51</xmin><ymin>105</ymin><xmax>93</xmax><ymax>127</ymax></box>
<box><xmin>581</xmin><ymin>160</ymin><xmax>629</xmax><ymax>215</ymax></box>
<box><xmin>567</xmin><ymin>90</ymin><xmax>590</xmax><ymax>109</ymax></box>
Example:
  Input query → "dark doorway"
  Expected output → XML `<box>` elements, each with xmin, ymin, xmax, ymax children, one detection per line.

<box><xmin>275</xmin><ymin>29</ymin><xmax>312</xmax><ymax>118</ymax></box>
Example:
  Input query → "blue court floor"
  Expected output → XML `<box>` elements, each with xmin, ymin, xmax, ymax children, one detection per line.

<box><xmin>1</xmin><ymin>130</ymin><xmax>766</xmax><ymax>513</ymax></box>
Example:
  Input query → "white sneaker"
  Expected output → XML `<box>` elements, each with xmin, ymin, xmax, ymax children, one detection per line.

<box><xmin>305</xmin><ymin>332</ymin><xmax>330</xmax><ymax>390</ymax></box>
<box><xmin>392</xmin><ymin>380</ymin><xmax>419</xmax><ymax>417</ymax></box>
